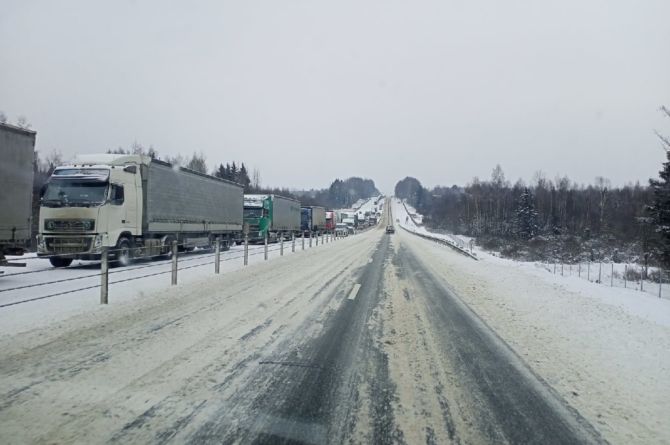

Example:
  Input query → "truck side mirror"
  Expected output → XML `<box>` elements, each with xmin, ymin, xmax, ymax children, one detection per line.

<box><xmin>123</xmin><ymin>165</ymin><xmax>137</xmax><ymax>174</ymax></box>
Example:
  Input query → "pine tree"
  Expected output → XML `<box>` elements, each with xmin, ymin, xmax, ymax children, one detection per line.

<box><xmin>515</xmin><ymin>188</ymin><xmax>539</xmax><ymax>240</ymax></box>
<box><xmin>230</xmin><ymin>162</ymin><xmax>238</xmax><ymax>183</ymax></box>
<box><xmin>215</xmin><ymin>163</ymin><xmax>226</xmax><ymax>180</ymax></box>
<box><xmin>239</xmin><ymin>163</ymin><xmax>251</xmax><ymax>191</ymax></box>
<box><xmin>648</xmin><ymin>150</ymin><xmax>670</xmax><ymax>266</ymax></box>
<box><xmin>648</xmin><ymin>106</ymin><xmax>670</xmax><ymax>266</ymax></box>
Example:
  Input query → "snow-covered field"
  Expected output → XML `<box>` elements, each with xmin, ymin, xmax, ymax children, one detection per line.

<box><xmin>393</xmin><ymin>198</ymin><xmax>670</xmax><ymax>444</ymax></box>
<box><xmin>0</xmin><ymin>234</ymin><xmax>345</xmax><ymax>337</ymax></box>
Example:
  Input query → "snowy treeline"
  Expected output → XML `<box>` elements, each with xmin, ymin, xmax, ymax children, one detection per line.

<box><xmin>397</xmin><ymin>171</ymin><xmax>660</xmax><ymax>264</ymax></box>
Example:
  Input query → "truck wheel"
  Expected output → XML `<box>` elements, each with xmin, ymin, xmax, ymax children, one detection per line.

<box><xmin>49</xmin><ymin>257</ymin><xmax>73</xmax><ymax>268</ymax></box>
<box><xmin>115</xmin><ymin>238</ymin><xmax>133</xmax><ymax>267</ymax></box>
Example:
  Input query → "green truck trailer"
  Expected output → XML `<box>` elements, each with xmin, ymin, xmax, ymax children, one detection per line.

<box><xmin>243</xmin><ymin>194</ymin><xmax>301</xmax><ymax>243</ymax></box>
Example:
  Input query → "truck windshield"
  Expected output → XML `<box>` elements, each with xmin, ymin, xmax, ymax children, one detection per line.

<box><xmin>42</xmin><ymin>179</ymin><xmax>109</xmax><ymax>207</ymax></box>
<box><xmin>243</xmin><ymin>208</ymin><xmax>263</xmax><ymax>218</ymax></box>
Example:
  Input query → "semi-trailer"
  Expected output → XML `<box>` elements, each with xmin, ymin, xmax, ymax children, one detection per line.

<box><xmin>339</xmin><ymin>210</ymin><xmax>358</xmax><ymax>228</ymax></box>
<box><xmin>243</xmin><ymin>194</ymin><xmax>301</xmax><ymax>243</ymax></box>
<box><xmin>300</xmin><ymin>206</ymin><xmax>326</xmax><ymax>234</ymax></box>
<box><xmin>0</xmin><ymin>123</ymin><xmax>36</xmax><ymax>269</ymax></box>
<box><xmin>325</xmin><ymin>211</ymin><xmax>336</xmax><ymax>233</ymax></box>
<box><xmin>38</xmin><ymin>154</ymin><xmax>243</xmax><ymax>267</ymax></box>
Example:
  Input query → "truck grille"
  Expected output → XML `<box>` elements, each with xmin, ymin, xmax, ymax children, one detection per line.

<box><xmin>44</xmin><ymin>219</ymin><xmax>95</xmax><ymax>232</ymax></box>
<box><xmin>46</xmin><ymin>237</ymin><xmax>92</xmax><ymax>254</ymax></box>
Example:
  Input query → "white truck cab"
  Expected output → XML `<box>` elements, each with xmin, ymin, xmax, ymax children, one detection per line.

<box><xmin>38</xmin><ymin>155</ymin><xmax>144</xmax><ymax>267</ymax></box>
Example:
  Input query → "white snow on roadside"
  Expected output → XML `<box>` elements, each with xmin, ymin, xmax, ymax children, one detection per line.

<box><xmin>0</xmin><ymin>234</ymin><xmax>347</xmax><ymax>337</ymax></box>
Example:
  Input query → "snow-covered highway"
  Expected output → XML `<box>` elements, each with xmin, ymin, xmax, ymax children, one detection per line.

<box><xmin>0</xmin><ymin>199</ymin><xmax>665</xmax><ymax>443</ymax></box>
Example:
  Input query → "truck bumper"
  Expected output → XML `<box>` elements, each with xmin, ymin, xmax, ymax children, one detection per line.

<box><xmin>37</xmin><ymin>234</ymin><xmax>104</xmax><ymax>259</ymax></box>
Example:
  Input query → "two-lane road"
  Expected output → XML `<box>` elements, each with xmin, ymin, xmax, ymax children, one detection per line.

<box><xmin>0</xmin><ymin>201</ymin><xmax>604</xmax><ymax>444</ymax></box>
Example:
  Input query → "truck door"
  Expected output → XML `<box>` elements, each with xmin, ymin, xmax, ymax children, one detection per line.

<box><xmin>122</xmin><ymin>177</ymin><xmax>138</xmax><ymax>233</ymax></box>
<box><xmin>108</xmin><ymin>183</ymin><xmax>126</xmax><ymax>238</ymax></box>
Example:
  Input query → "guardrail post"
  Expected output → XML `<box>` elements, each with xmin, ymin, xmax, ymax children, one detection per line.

<box><xmin>171</xmin><ymin>240</ymin><xmax>178</xmax><ymax>285</ymax></box>
<box><xmin>610</xmin><ymin>263</ymin><xmax>613</xmax><ymax>286</ymax></box>
<box><xmin>264</xmin><ymin>232</ymin><xmax>268</xmax><ymax>260</ymax></box>
<box><xmin>316</xmin><ymin>232</ymin><xmax>319</xmax><ymax>246</ymax></box>
<box><xmin>100</xmin><ymin>247</ymin><xmax>109</xmax><ymax>304</ymax></box>
<box><xmin>587</xmin><ymin>262</ymin><xmax>590</xmax><ymax>281</ymax></box>
<box><xmin>578</xmin><ymin>263</ymin><xmax>581</xmax><ymax>278</ymax></box>
<box><xmin>280</xmin><ymin>232</ymin><xmax>284</xmax><ymax>256</ymax></box>
<box><xmin>309</xmin><ymin>231</ymin><xmax>313</xmax><ymax>248</ymax></box>
<box><xmin>660</xmin><ymin>270</ymin><xmax>663</xmax><ymax>298</ymax></box>
<box><xmin>598</xmin><ymin>262</ymin><xmax>602</xmax><ymax>283</ymax></box>
<box><xmin>244</xmin><ymin>235</ymin><xmax>249</xmax><ymax>266</ymax></box>
<box><xmin>215</xmin><ymin>236</ymin><xmax>220</xmax><ymax>274</ymax></box>
<box><xmin>624</xmin><ymin>265</ymin><xmax>627</xmax><ymax>288</ymax></box>
<box><xmin>302</xmin><ymin>233</ymin><xmax>305</xmax><ymax>250</ymax></box>
<box><xmin>292</xmin><ymin>233</ymin><xmax>295</xmax><ymax>252</ymax></box>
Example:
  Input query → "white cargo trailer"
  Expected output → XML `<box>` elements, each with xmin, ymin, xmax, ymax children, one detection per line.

<box><xmin>38</xmin><ymin>154</ymin><xmax>243</xmax><ymax>267</ymax></box>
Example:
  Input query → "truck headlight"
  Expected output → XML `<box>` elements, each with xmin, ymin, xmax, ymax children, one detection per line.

<box><xmin>93</xmin><ymin>234</ymin><xmax>103</xmax><ymax>249</ymax></box>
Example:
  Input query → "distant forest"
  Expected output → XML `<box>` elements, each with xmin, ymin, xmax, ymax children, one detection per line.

<box><xmin>395</xmin><ymin>108</ymin><xmax>670</xmax><ymax>267</ymax></box>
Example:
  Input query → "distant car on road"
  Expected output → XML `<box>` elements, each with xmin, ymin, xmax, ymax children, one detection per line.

<box><xmin>386</xmin><ymin>225</ymin><xmax>395</xmax><ymax>234</ymax></box>
<box><xmin>335</xmin><ymin>223</ymin><xmax>349</xmax><ymax>237</ymax></box>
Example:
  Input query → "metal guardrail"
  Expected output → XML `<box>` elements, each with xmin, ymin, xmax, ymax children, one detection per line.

<box><xmin>398</xmin><ymin>224</ymin><xmax>478</xmax><ymax>260</ymax></box>
<box><xmin>0</xmin><ymin>231</ymin><xmax>349</xmax><ymax>308</ymax></box>
<box><xmin>397</xmin><ymin>200</ymin><xmax>477</xmax><ymax>260</ymax></box>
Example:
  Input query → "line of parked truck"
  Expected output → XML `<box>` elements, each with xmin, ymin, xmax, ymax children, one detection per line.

<box><xmin>0</xmin><ymin>122</ymin><xmax>382</xmax><ymax>269</ymax></box>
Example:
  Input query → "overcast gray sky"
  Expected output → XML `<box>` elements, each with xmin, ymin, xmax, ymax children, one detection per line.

<box><xmin>1</xmin><ymin>0</ymin><xmax>669</xmax><ymax>193</ymax></box>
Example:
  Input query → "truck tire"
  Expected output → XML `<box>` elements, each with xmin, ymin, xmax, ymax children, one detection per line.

<box><xmin>49</xmin><ymin>257</ymin><xmax>73</xmax><ymax>268</ymax></box>
<box><xmin>114</xmin><ymin>238</ymin><xmax>133</xmax><ymax>267</ymax></box>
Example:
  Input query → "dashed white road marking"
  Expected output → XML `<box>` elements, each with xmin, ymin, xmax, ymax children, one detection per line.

<box><xmin>348</xmin><ymin>283</ymin><xmax>362</xmax><ymax>301</ymax></box>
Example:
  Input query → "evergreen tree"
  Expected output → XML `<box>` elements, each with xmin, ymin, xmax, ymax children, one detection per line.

<box><xmin>238</xmin><ymin>163</ymin><xmax>251</xmax><ymax>191</ymax></box>
<box><xmin>230</xmin><ymin>162</ymin><xmax>238</xmax><ymax>182</ymax></box>
<box><xmin>648</xmin><ymin>148</ymin><xmax>670</xmax><ymax>266</ymax></box>
<box><xmin>515</xmin><ymin>188</ymin><xmax>539</xmax><ymax>239</ymax></box>
<box><xmin>214</xmin><ymin>163</ymin><xmax>226</xmax><ymax>180</ymax></box>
